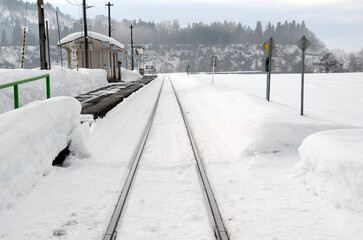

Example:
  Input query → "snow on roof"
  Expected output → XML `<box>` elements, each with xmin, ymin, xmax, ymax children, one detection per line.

<box><xmin>59</xmin><ymin>31</ymin><xmax>124</xmax><ymax>50</ymax></box>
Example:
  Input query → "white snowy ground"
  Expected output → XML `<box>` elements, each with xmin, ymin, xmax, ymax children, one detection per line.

<box><xmin>0</xmin><ymin>72</ymin><xmax>362</xmax><ymax>239</ymax></box>
<box><xmin>117</xmin><ymin>79</ymin><xmax>214</xmax><ymax>239</ymax></box>
<box><xmin>170</xmin><ymin>73</ymin><xmax>363</xmax><ymax>239</ymax></box>
<box><xmin>0</xmin><ymin>67</ymin><xmax>108</xmax><ymax>114</ymax></box>
<box><xmin>0</xmin><ymin>77</ymin><xmax>164</xmax><ymax>239</ymax></box>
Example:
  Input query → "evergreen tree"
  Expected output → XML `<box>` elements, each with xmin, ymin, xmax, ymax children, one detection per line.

<box><xmin>254</xmin><ymin>21</ymin><xmax>263</xmax><ymax>44</ymax></box>
<box><xmin>12</xmin><ymin>22</ymin><xmax>23</xmax><ymax>46</ymax></box>
<box><xmin>264</xmin><ymin>22</ymin><xmax>274</xmax><ymax>39</ymax></box>
<box><xmin>347</xmin><ymin>54</ymin><xmax>360</xmax><ymax>72</ymax></box>
<box><xmin>26</xmin><ymin>30</ymin><xmax>37</xmax><ymax>46</ymax></box>
<box><xmin>1</xmin><ymin>29</ymin><xmax>8</xmax><ymax>46</ymax></box>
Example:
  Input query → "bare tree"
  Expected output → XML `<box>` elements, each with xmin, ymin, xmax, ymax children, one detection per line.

<box><xmin>318</xmin><ymin>53</ymin><xmax>345</xmax><ymax>73</ymax></box>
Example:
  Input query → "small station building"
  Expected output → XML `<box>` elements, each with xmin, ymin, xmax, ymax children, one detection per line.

<box><xmin>59</xmin><ymin>31</ymin><xmax>125</xmax><ymax>81</ymax></box>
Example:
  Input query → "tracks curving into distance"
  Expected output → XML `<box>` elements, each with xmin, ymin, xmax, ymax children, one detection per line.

<box><xmin>103</xmin><ymin>75</ymin><xmax>229</xmax><ymax>240</ymax></box>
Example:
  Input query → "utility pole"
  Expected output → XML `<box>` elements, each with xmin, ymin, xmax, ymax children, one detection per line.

<box><xmin>37</xmin><ymin>0</ymin><xmax>47</xmax><ymax>70</ymax></box>
<box><xmin>83</xmin><ymin>0</ymin><xmax>89</xmax><ymax>68</ymax></box>
<box><xmin>130</xmin><ymin>25</ymin><xmax>134</xmax><ymax>70</ymax></box>
<box><xmin>46</xmin><ymin>20</ymin><xmax>51</xmax><ymax>69</ymax></box>
<box><xmin>105</xmin><ymin>2</ymin><xmax>113</xmax><ymax>37</ymax></box>
<box><xmin>56</xmin><ymin>10</ymin><xmax>63</xmax><ymax>67</ymax></box>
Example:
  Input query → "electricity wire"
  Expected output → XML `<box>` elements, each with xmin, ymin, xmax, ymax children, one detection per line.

<box><xmin>65</xmin><ymin>0</ymin><xmax>81</xmax><ymax>6</ymax></box>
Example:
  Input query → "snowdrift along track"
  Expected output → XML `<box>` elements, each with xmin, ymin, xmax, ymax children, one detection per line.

<box><xmin>103</xmin><ymin>75</ymin><xmax>229</xmax><ymax>240</ymax></box>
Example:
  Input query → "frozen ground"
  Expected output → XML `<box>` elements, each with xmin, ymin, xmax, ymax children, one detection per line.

<box><xmin>0</xmin><ymin>72</ymin><xmax>362</xmax><ymax>239</ymax></box>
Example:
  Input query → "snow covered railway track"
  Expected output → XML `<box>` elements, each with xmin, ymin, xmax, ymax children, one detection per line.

<box><xmin>102</xmin><ymin>76</ymin><xmax>165</xmax><ymax>240</ymax></box>
<box><xmin>168</xmin><ymin>75</ymin><xmax>230</xmax><ymax>240</ymax></box>
<box><xmin>103</xmin><ymin>75</ymin><xmax>229</xmax><ymax>240</ymax></box>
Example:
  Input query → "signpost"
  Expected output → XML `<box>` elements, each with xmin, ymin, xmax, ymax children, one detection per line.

<box><xmin>146</xmin><ymin>65</ymin><xmax>154</xmax><ymax>75</ymax></box>
<box><xmin>101</xmin><ymin>42</ymin><xmax>110</xmax><ymax>70</ymax></box>
<box><xmin>261</xmin><ymin>37</ymin><xmax>276</xmax><ymax>101</ymax></box>
<box><xmin>135</xmin><ymin>46</ymin><xmax>144</xmax><ymax>72</ymax></box>
<box><xmin>261</xmin><ymin>58</ymin><xmax>274</xmax><ymax>72</ymax></box>
<box><xmin>71</xmin><ymin>48</ymin><xmax>77</xmax><ymax>70</ymax></box>
<box><xmin>296</xmin><ymin>35</ymin><xmax>311</xmax><ymax>116</ymax></box>
<box><xmin>211</xmin><ymin>56</ymin><xmax>217</xmax><ymax>85</ymax></box>
<box><xmin>89</xmin><ymin>43</ymin><xmax>93</xmax><ymax>68</ymax></box>
<box><xmin>135</xmin><ymin>47</ymin><xmax>144</xmax><ymax>55</ymax></box>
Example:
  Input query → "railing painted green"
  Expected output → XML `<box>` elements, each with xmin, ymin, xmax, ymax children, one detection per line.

<box><xmin>0</xmin><ymin>74</ymin><xmax>50</xmax><ymax>109</ymax></box>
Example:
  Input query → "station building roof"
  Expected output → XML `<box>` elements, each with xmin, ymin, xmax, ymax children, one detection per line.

<box><xmin>59</xmin><ymin>31</ymin><xmax>124</xmax><ymax>51</ymax></box>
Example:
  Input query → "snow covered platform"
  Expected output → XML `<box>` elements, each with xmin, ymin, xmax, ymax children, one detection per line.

<box><xmin>77</xmin><ymin>75</ymin><xmax>156</xmax><ymax>118</ymax></box>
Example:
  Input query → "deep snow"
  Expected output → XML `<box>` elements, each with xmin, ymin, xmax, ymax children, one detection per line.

<box><xmin>0</xmin><ymin>67</ymin><xmax>108</xmax><ymax>114</ymax></box>
<box><xmin>0</xmin><ymin>71</ymin><xmax>362</xmax><ymax>239</ymax></box>
<box><xmin>169</xmin><ymin>73</ymin><xmax>363</xmax><ymax>239</ymax></box>
<box><xmin>299</xmin><ymin>129</ymin><xmax>363</xmax><ymax>212</ymax></box>
<box><xmin>0</xmin><ymin>97</ymin><xmax>83</xmax><ymax>211</ymax></box>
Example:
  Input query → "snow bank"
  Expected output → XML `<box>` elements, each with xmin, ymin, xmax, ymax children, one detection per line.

<box><xmin>298</xmin><ymin>129</ymin><xmax>363</xmax><ymax>212</ymax></box>
<box><xmin>121</xmin><ymin>67</ymin><xmax>141</xmax><ymax>82</ymax></box>
<box><xmin>0</xmin><ymin>97</ymin><xmax>85</xmax><ymax>210</ymax></box>
<box><xmin>171</xmin><ymin>74</ymin><xmax>347</xmax><ymax>157</ymax></box>
<box><xmin>237</xmin><ymin>106</ymin><xmax>346</xmax><ymax>156</ymax></box>
<box><xmin>0</xmin><ymin>67</ymin><xmax>107</xmax><ymax>114</ymax></box>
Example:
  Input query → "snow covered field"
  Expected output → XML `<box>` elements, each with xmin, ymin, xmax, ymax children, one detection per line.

<box><xmin>171</xmin><ymin>73</ymin><xmax>363</xmax><ymax>239</ymax></box>
<box><xmin>0</xmin><ymin>72</ymin><xmax>362</xmax><ymax>239</ymax></box>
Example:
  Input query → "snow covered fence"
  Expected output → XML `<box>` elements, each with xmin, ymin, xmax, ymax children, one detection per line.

<box><xmin>0</xmin><ymin>97</ymin><xmax>89</xmax><ymax>210</ymax></box>
<box><xmin>0</xmin><ymin>67</ymin><xmax>108</xmax><ymax>114</ymax></box>
<box><xmin>298</xmin><ymin>129</ymin><xmax>363</xmax><ymax>212</ymax></box>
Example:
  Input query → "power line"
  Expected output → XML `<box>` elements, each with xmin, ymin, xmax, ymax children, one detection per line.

<box><xmin>90</xmin><ymin>0</ymin><xmax>103</xmax><ymax>15</ymax></box>
<box><xmin>65</xmin><ymin>0</ymin><xmax>81</xmax><ymax>6</ymax></box>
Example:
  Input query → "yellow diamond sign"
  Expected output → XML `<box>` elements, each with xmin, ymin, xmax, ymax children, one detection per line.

<box><xmin>261</xmin><ymin>38</ymin><xmax>277</xmax><ymax>57</ymax></box>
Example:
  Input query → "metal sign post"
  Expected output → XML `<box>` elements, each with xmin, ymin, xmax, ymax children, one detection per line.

<box><xmin>129</xmin><ymin>25</ymin><xmax>134</xmax><ymax>70</ymax></box>
<box><xmin>296</xmin><ymin>35</ymin><xmax>311</xmax><ymax>116</ymax></box>
<box><xmin>101</xmin><ymin>42</ymin><xmax>110</xmax><ymax>71</ymax></box>
<box><xmin>267</xmin><ymin>38</ymin><xmax>272</xmax><ymax>101</ymax></box>
<box><xmin>261</xmin><ymin>37</ymin><xmax>276</xmax><ymax>101</ymax></box>
<box><xmin>211</xmin><ymin>56</ymin><xmax>217</xmax><ymax>85</ymax></box>
<box><xmin>135</xmin><ymin>46</ymin><xmax>144</xmax><ymax>74</ymax></box>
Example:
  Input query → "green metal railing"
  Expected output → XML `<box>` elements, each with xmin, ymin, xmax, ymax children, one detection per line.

<box><xmin>0</xmin><ymin>74</ymin><xmax>50</xmax><ymax>109</ymax></box>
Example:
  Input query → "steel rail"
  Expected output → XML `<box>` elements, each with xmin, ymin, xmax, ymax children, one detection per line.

<box><xmin>169</xmin><ymin>76</ymin><xmax>230</xmax><ymax>240</ymax></box>
<box><xmin>103</xmin><ymin>77</ymin><xmax>165</xmax><ymax>240</ymax></box>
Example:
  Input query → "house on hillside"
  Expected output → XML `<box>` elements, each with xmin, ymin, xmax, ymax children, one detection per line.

<box><xmin>59</xmin><ymin>31</ymin><xmax>124</xmax><ymax>81</ymax></box>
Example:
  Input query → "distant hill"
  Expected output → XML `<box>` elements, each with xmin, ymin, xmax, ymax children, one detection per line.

<box><xmin>0</xmin><ymin>0</ymin><xmax>74</xmax><ymax>39</ymax></box>
<box><xmin>1</xmin><ymin>0</ymin><xmax>361</xmax><ymax>73</ymax></box>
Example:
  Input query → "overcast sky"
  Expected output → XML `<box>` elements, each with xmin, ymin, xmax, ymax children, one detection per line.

<box><xmin>32</xmin><ymin>0</ymin><xmax>363</xmax><ymax>51</ymax></box>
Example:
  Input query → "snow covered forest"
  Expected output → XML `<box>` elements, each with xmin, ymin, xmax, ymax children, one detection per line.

<box><xmin>0</xmin><ymin>0</ymin><xmax>362</xmax><ymax>72</ymax></box>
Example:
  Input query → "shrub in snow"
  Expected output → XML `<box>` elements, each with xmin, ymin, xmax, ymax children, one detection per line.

<box><xmin>0</xmin><ymin>97</ymin><xmax>90</xmax><ymax>210</ymax></box>
<box><xmin>298</xmin><ymin>129</ymin><xmax>363</xmax><ymax>212</ymax></box>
